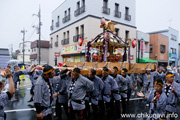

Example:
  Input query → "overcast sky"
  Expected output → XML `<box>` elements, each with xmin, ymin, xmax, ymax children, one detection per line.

<box><xmin>0</xmin><ymin>0</ymin><xmax>180</xmax><ymax>51</ymax></box>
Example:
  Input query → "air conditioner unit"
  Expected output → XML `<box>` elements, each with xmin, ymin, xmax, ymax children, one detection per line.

<box><xmin>155</xmin><ymin>54</ymin><xmax>157</xmax><ymax>57</ymax></box>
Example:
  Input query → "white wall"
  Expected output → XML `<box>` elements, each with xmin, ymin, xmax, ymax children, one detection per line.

<box><xmin>18</xmin><ymin>41</ymin><xmax>31</xmax><ymax>64</ymax></box>
<box><xmin>51</xmin><ymin>0</ymin><xmax>136</xmax><ymax>33</ymax></box>
<box><xmin>137</xmin><ymin>31</ymin><xmax>150</xmax><ymax>59</ymax></box>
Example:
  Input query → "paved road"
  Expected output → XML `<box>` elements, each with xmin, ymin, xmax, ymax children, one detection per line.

<box><xmin>4</xmin><ymin>76</ymin><xmax>180</xmax><ymax>120</ymax></box>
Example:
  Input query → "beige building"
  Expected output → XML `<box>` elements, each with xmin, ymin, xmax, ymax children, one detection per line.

<box><xmin>49</xmin><ymin>0</ymin><xmax>136</xmax><ymax>65</ymax></box>
<box><xmin>30</xmin><ymin>40</ymin><xmax>49</xmax><ymax>65</ymax></box>
<box><xmin>17</xmin><ymin>41</ymin><xmax>31</xmax><ymax>64</ymax></box>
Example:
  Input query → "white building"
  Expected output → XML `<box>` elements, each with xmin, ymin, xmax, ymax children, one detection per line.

<box><xmin>17</xmin><ymin>41</ymin><xmax>31</xmax><ymax>64</ymax></box>
<box><xmin>137</xmin><ymin>31</ymin><xmax>150</xmax><ymax>60</ymax></box>
<box><xmin>49</xmin><ymin>0</ymin><xmax>137</xmax><ymax>65</ymax></box>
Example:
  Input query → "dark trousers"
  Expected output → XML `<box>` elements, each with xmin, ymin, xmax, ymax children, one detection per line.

<box><xmin>98</xmin><ymin>100</ymin><xmax>105</xmax><ymax>120</ymax></box>
<box><xmin>105</xmin><ymin>102</ymin><xmax>112</xmax><ymax>120</ymax></box>
<box><xmin>56</xmin><ymin>101</ymin><xmax>68</xmax><ymax>119</ymax></box>
<box><xmin>37</xmin><ymin>114</ymin><xmax>52</xmax><ymax>120</ymax></box>
<box><xmin>127</xmin><ymin>89</ymin><xmax>132</xmax><ymax>102</ymax></box>
<box><xmin>68</xmin><ymin>106</ymin><xmax>86</xmax><ymax>120</ymax></box>
<box><xmin>121</xmin><ymin>97</ymin><xmax>127</xmax><ymax>114</ymax></box>
<box><xmin>85</xmin><ymin>101</ymin><xmax>98</xmax><ymax>120</ymax></box>
<box><xmin>110</xmin><ymin>98</ymin><xmax>121</xmax><ymax>119</ymax></box>
<box><xmin>30</xmin><ymin>85</ymin><xmax>34</xmax><ymax>95</ymax></box>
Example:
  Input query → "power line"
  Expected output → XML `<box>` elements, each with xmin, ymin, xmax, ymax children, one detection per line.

<box><xmin>31</xmin><ymin>17</ymin><xmax>38</xmax><ymax>26</ymax></box>
<box><xmin>26</xmin><ymin>29</ymin><xmax>36</xmax><ymax>41</ymax></box>
<box><xmin>41</xmin><ymin>35</ymin><xmax>47</xmax><ymax>40</ymax></box>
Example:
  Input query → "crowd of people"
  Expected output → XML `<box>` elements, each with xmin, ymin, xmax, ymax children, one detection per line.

<box><xmin>0</xmin><ymin>64</ymin><xmax>180</xmax><ymax>120</ymax></box>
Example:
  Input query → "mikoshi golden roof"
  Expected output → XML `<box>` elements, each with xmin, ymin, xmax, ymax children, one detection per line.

<box><xmin>90</xmin><ymin>32</ymin><xmax>127</xmax><ymax>48</ymax></box>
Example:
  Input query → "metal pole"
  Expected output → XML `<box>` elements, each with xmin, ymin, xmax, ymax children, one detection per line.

<box><xmin>138</xmin><ymin>40</ymin><xmax>140</xmax><ymax>63</ymax></box>
<box><xmin>23</xmin><ymin>30</ymin><xmax>25</xmax><ymax>64</ymax></box>
<box><xmin>21</xmin><ymin>29</ymin><xmax>25</xmax><ymax>64</ymax></box>
<box><xmin>38</xmin><ymin>5</ymin><xmax>41</xmax><ymax>65</ymax></box>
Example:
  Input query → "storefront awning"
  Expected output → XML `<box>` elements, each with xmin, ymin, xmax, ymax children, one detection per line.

<box><xmin>61</xmin><ymin>53</ymin><xmax>85</xmax><ymax>56</ymax></box>
<box><xmin>137</xmin><ymin>58</ymin><xmax>157</xmax><ymax>63</ymax></box>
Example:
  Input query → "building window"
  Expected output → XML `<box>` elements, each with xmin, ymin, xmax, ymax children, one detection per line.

<box><xmin>56</xmin><ymin>16</ymin><xmax>60</xmax><ymax>27</ymax></box>
<box><xmin>67</xmin><ymin>31</ymin><xmax>69</xmax><ymax>39</ymax></box>
<box><xmin>55</xmin><ymin>35</ymin><xmax>59</xmax><ymax>47</ymax></box>
<box><xmin>125</xmin><ymin>7</ymin><xmax>131</xmax><ymax>21</ymax></box>
<box><xmin>115</xmin><ymin>28</ymin><xmax>119</xmax><ymax>36</ymax></box>
<box><xmin>150</xmin><ymin>44</ymin><xmax>153</xmax><ymax>53</ymax></box>
<box><xmin>68</xmin><ymin>8</ymin><xmax>71</xmax><ymax>15</ymax></box>
<box><xmin>171</xmin><ymin>34</ymin><xmax>177</xmax><ymax>41</ymax></box>
<box><xmin>115</xmin><ymin>3</ymin><xmax>119</xmax><ymax>11</ymax></box>
<box><xmin>77</xmin><ymin>1</ymin><xmax>80</xmax><ymax>8</ymax></box>
<box><xmin>63</xmin><ymin>32</ymin><xmax>66</xmax><ymax>39</ymax></box>
<box><xmin>76</xmin><ymin>27</ymin><xmax>79</xmax><ymax>35</ymax></box>
<box><xmin>125</xmin><ymin>30</ymin><xmax>129</xmax><ymax>41</ymax></box>
<box><xmin>82</xmin><ymin>0</ymin><xmax>85</xmax><ymax>6</ymax></box>
<box><xmin>63</xmin><ymin>9</ymin><xmax>70</xmax><ymax>23</ymax></box>
<box><xmin>80</xmin><ymin>25</ymin><xmax>84</xmax><ymax>34</ymax></box>
<box><xmin>103</xmin><ymin>0</ymin><xmax>108</xmax><ymax>8</ymax></box>
<box><xmin>171</xmin><ymin>48</ymin><xmax>176</xmax><ymax>54</ymax></box>
<box><xmin>50</xmin><ymin>37</ymin><xmax>53</xmax><ymax>48</ymax></box>
<box><xmin>56</xmin><ymin>35</ymin><xmax>58</xmax><ymax>41</ymax></box>
<box><xmin>160</xmin><ymin>44</ymin><xmax>166</xmax><ymax>53</ymax></box>
<box><xmin>75</xmin><ymin>1</ymin><xmax>85</xmax><ymax>17</ymax></box>
<box><xmin>125</xmin><ymin>7</ymin><xmax>129</xmax><ymax>14</ymax></box>
<box><xmin>102</xmin><ymin>0</ymin><xmax>110</xmax><ymax>15</ymax></box>
<box><xmin>114</xmin><ymin>3</ymin><xmax>121</xmax><ymax>18</ymax></box>
<box><xmin>64</xmin><ymin>11</ymin><xmax>67</xmax><ymax>17</ymax></box>
<box><xmin>50</xmin><ymin>20</ymin><xmax>54</xmax><ymax>30</ymax></box>
<box><xmin>80</xmin><ymin>25</ymin><xmax>84</xmax><ymax>39</ymax></box>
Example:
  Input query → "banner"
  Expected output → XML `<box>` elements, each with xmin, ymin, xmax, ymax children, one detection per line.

<box><xmin>62</xmin><ymin>44</ymin><xmax>82</xmax><ymax>54</ymax></box>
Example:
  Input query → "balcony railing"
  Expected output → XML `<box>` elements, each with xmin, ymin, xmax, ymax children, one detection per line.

<box><xmin>102</xmin><ymin>6</ymin><xmax>110</xmax><ymax>15</ymax></box>
<box><xmin>56</xmin><ymin>21</ymin><xmax>59</xmax><ymax>27</ymax></box>
<box><xmin>61</xmin><ymin>38</ymin><xmax>69</xmax><ymax>45</ymax></box>
<box><xmin>61</xmin><ymin>40</ymin><xmax>65</xmax><ymax>45</ymax></box>
<box><xmin>74</xmin><ymin>5</ymin><xmax>86</xmax><ymax>17</ymax></box>
<box><xmin>62</xmin><ymin>14</ymin><xmax>70</xmax><ymax>23</ymax></box>
<box><xmin>114</xmin><ymin>10</ymin><xmax>121</xmax><ymax>18</ymax></box>
<box><xmin>64</xmin><ymin>38</ymin><xmax>69</xmax><ymax>45</ymax></box>
<box><xmin>49</xmin><ymin>43</ymin><xmax>52</xmax><ymax>48</ymax></box>
<box><xmin>124</xmin><ymin>14</ymin><xmax>131</xmax><ymax>21</ymax></box>
<box><xmin>50</xmin><ymin>25</ymin><xmax>53</xmax><ymax>30</ymax></box>
<box><xmin>55</xmin><ymin>41</ymin><xmax>58</xmax><ymax>47</ymax></box>
<box><xmin>73</xmin><ymin>34</ymin><xmax>84</xmax><ymax>42</ymax></box>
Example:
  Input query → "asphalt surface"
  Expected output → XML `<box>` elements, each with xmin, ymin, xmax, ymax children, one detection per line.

<box><xmin>3</xmin><ymin>76</ymin><xmax>180</xmax><ymax>120</ymax></box>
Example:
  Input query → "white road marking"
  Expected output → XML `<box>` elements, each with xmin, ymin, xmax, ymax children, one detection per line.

<box><xmin>5</xmin><ymin>108</ymin><xmax>36</xmax><ymax>113</ymax></box>
<box><xmin>5</xmin><ymin>98</ymin><xmax>143</xmax><ymax>113</ymax></box>
<box><xmin>27</xmin><ymin>88</ymin><xmax>31</xmax><ymax>90</ymax></box>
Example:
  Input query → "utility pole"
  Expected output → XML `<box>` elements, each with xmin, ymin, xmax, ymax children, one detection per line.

<box><xmin>21</xmin><ymin>29</ymin><xmax>26</xmax><ymax>64</ymax></box>
<box><xmin>38</xmin><ymin>5</ymin><xmax>41</xmax><ymax>65</ymax></box>
<box><xmin>33</xmin><ymin>5</ymin><xmax>41</xmax><ymax>65</ymax></box>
